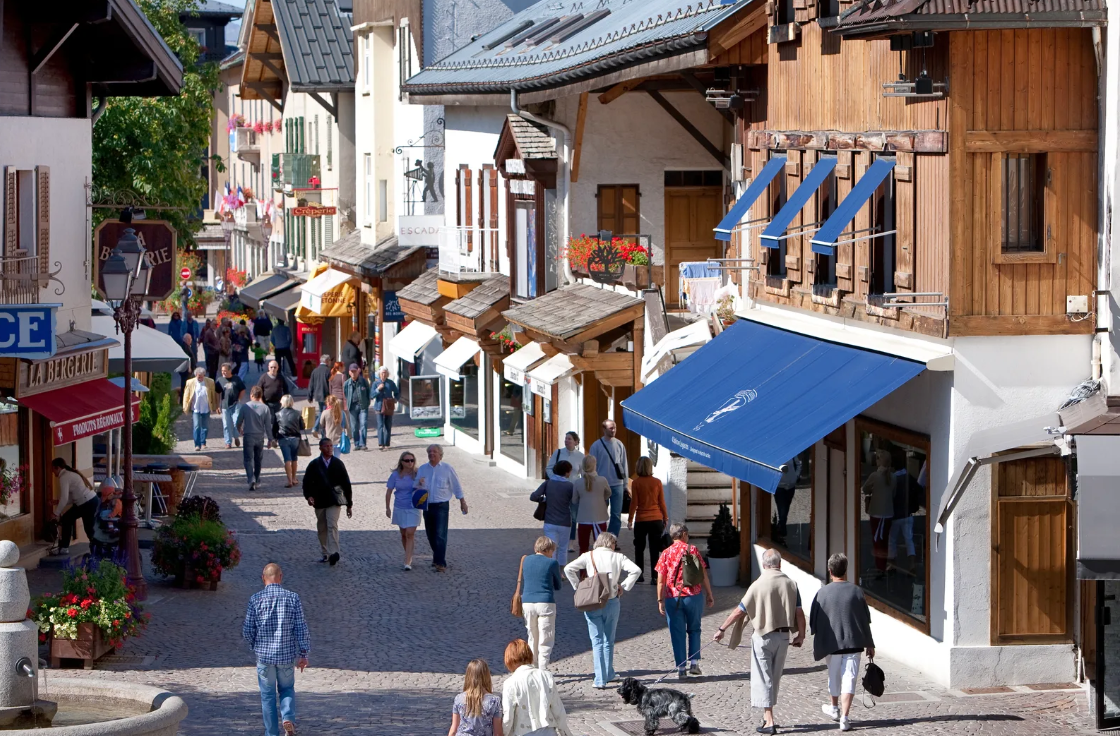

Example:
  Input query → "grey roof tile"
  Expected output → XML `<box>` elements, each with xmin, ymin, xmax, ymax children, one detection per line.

<box><xmin>836</xmin><ymin>0</ymin><xmax>1104</xmax><ymax>26</ymax></box>
<box><xmin>502</xmin><ymin>284</ymin><xmax>642</xmax><ymax>340</ymax></box>
<box><xmin>395</xmin><ymin>269</ymin><xmax>443</xmax><ymax>306</ymax></box>
<box><xmin>445</xmin><ymin>277</ymin><xmax>510</xmax><ymax>320</ymax></box>
<box><xmin>272</xmin><ymin>0</ymin><xmax>354</xmax><ymax>90</ymax></box>
<box><xmin>319</xmin><ymin>232</ymin><xmax>422</xmax><ymax>277</ymax></box>
<box><xmin>506</xmin><ymin>115</ymin><xmax>557</xmax><ymax>159</ymax></box>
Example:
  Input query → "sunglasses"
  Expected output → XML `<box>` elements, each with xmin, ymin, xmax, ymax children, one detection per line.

<box><xmin>402</xmin><ymin>458</ymin><xmax>415</xmax><ymax>463</ymax></box>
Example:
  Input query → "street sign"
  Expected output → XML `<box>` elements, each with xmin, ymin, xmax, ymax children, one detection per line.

<box><xmin>180</xmin><ymin>267</ymin><xmax>192</xmax><ymax>281</ymax></box>
<box><xmin>0</xmin><ymin>304</ymin><xmax>59</xmax><ymax>360</ymax></box>
<box><xmin>183</xmin><ymin>287</ymin><xmax>193</xmax><ymax>299</ymax></box>
<box><xmin>94</xmin><ymin>221</ymin><xmax>177</xmax><ymax>301</ymax></box>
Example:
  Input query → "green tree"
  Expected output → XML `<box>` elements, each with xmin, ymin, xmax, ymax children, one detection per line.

<box><xmin>92</xmin><ymin>0</ymin><xmax>221</xmax><ymax>246</ymax></box>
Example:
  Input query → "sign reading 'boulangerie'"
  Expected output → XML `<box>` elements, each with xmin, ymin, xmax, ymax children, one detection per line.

<box><xmin>93</xmin><ymin>221</ymin><xmax>178</xmax><ymax>301</ymax></box>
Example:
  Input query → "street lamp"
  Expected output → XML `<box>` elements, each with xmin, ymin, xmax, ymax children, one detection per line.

<box><xmin>101</xmin><ymin>227</ymin><xmax>150</xmax><ymax>601</ymax></box>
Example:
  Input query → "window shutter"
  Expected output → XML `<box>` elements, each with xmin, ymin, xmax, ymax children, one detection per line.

<box><xmin>324</xmin><ymin>215</ymin><xmax>334</xmax><ymax>250</ymax></box>
<box><xmin>893</xmin><ymin>152</ymin><xmax>914</xmax><ymax>291</ymax></box>
<box><xmin>488</xmin><ymin>166</ymin><xmax>499</xmax><ymax>271</ymax></box>
<box><xmin>836</xmin><ymin>151</ymin><xmax>854</xmax><ymax>291</ymax></box>
<box><xmin>597</xmin><ymin>185</ymin><xmax>617</xmax><ymax>232</ymax></box>
<box><xmin>327</xmin><ymin>117</ymin><xmax>333</xmax><ymax>171</ymax></box>
<box><xmin>4</xmin><ymin>167</ymin><xmax>16</xmax><ymax>257</ymax></box>
<box><xmin>620</xmin><ymin>186</ymin><xmax>640</xmax><ymax>235</ymax></box>
<box><xmin>454</xmin><ymin>167</ymin><xmax>462</xmax><ymax>227</ymax></box>
<box><xmin>463</xmin><ymin>165</ymin><xmax>473</xmax><ymax>253</ymax></box>
<box><xmin>784</xmin><ymin>150</ymin><xmax>803</xmax><ymax>283</ymax></box>
<box><xmin>36</xmin><ymin>166</ymin><xmax>49</xmax><ymax>278</ymax></box>
<box><xmin>852</xmin><ymin>155</ymin><xmax>870</xmax><ymax>298</ymax></box>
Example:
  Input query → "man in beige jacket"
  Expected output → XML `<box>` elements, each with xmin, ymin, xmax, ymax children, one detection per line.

<box><xmin>182</xmin><ymin>367</ymin><xmax>221</xmax><ymax>451</ymax></box>
<box><xmin>713</xmin><ymin>548</ymin><xmax>805</xmax><ymax>734</ymax></box>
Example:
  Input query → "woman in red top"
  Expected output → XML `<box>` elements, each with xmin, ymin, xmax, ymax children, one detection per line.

<box><xmin>654</xmin><ymin>523</ymin><xmax>714</xmax><ymax>679</ymax></box>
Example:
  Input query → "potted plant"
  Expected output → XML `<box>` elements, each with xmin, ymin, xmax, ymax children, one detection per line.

<box><xmin>151</xmin><ymin>497</ymin><xmax>240</xmax><ymax>590</ymax></box>
<box><xmin>301</xmin><ymin>175</ymin><xmax>322</xmax><ymax>204</ymax></box>
<box><xmin>716</xmin><ymin>295</ymin><xmax>736</xmax><ymax>326</ymax></box>
<box><xmin>706</xmin><ymin>502</ymin><xmax>741</xmax><ymax>586</ymax></box>
<box><xmin>620</xmin><ymin>241</ymin><xmax>652</xmax><ymax>290</ymax></box>
<box><xmin>32</xmin><ymin>559</ymin><xmax>148</xmax><ymax>668</ymax></box>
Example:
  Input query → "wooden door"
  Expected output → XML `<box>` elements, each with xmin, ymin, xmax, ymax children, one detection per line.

<box><xmin>664</xmin><ymin>186</ymin><xmax>724</xmax><ymax>306</ymax></box>
<box><xmin>991</xmin><ymin>455</ymin><xmax>1073</xmax><ymax>644</ymax></box>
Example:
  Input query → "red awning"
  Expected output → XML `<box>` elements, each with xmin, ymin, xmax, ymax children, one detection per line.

<box><xmin>20</xmin><ymin>379</ymin><xmax>142</xmax><ymax>445</ymax></box>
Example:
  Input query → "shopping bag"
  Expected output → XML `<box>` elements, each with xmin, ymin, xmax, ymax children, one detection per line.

<box><xmin>338</xmin><ymin>430</ymin><xmax>351</xmax><ymax>454</ymax></box>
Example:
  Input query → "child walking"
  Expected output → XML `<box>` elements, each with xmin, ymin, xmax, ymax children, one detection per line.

<box><xmin>448</xmin><ymin>659</ymin><xmax>504</xmax><ymax>736</ymax></box>
<box><xmin>253</xmin><ymin>344</ymin><xmax>266</xmax><ymax>371</ymax></box>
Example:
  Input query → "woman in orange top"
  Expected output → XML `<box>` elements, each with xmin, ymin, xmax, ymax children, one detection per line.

<box><xmin>627</xmin><ymin>456</ymin><xmax>669</xmax><ymax>584</ymax></box>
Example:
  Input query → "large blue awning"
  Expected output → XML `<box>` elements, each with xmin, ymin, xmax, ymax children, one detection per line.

<box><xmin>760</xmin><ymin>156</ymin><xmax>837</xmax><ymax>249</ymax></box>
<box><xmin>714</xmin><ymin>156</ymin><xmax>787</xmax><ymax>242</ymax></box>
<box><xmin>620</xmin><ymin>320</ymin><xmax>925</xmax><ymax>492</ymax></box>
<box><xmin>811</xmin><ymin>158</ymin><xmax>896</xmax><ymax>255</ymax></box>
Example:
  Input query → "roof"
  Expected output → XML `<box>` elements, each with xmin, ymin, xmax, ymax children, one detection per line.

<box><xmin>195</xmin><ymin>224</ymin><xmax>226</xmax><ymax>243</ymax></box>
<box><xmin>271</xmin><ymin>0</ymin><xmax>356</xmax><ymax>91</ymax></box>
<box><xmin>403</xmin><ymin>0</ymin><xmax>753</xmax><ymax>96</ymax></box>
<box><xmin>835</xmin><ymin>0</ymin><xmax>1105</xmax><ymax>32</ymax></box>
<box><xmin>189</xmin><ymin>0</ymin><xmax>243</xmax><ymax>18</ymax></box>
<box><xmin>319</xmin><ymin>232</ymin><xmax>423</xmax><ymax>278</ymax></box>
<box><xmin>445</xmin><ymin>277</ymin><xmax>510</xmax><ymax>320</ymax></box>
<box><xmin>503</xmin><ymin>285</ymin><xmax>643</xmax><ymax>341</ymax></box>
<box><xmin>395</xmin><ymin>269</ymin><xmax>443</xmax><ymax>306</ymax></box>
<box><xmin>501</xmin><ymin>115</ymin><xmax>557</xmax><ymax>160</ymax></box>
<box><xmin>79</xmin><ymin>0</ymin><xmax>184</xmax><ymax>97</ymax></box>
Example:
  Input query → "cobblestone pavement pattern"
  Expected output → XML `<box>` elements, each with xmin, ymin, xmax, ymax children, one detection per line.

<box><xmin>28</xmin><ymin>406</ymin><xmax>1097</xmax><ymax>735</ymax></box>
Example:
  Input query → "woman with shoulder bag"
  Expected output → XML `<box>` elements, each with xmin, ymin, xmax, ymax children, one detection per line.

<box><xmin>655</xmin><ymin>523</ymin><xmax>715</xmax><ymax>680</ymax></box>
<box><xmin>275</xmin><ymin>395</ymin><xmax>305</xmax><ymax>488</ymax></box>
<box><xmin>529</xmin><ymin>461</ymin><xmax>574</xmax><ymax>567</ymax></box>
<box><xmin>563</xmin><ymin>532</ymin><xmax>641</xmax><ymax>689</ymax></box>
<box><xmin>547</xmin><ymin>432</ymin><xmax>584</xmax><ymax>550</ymax></box>
<box><xmin>373</xmin><ymin>367</ymin><xmax>400</xmax><ymax>451</ymax></box>
<box><xmin>512</xmin><ymin>536</ymin><xmax>562</xmax><ymax>670</ymax></box>
<box><xmin>385</xmin><ymin>451</ymin><xmax>421</xmax><ymax>570</ymax></box>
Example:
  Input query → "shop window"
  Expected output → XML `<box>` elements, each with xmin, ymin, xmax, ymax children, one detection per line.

<box><xmin>449</xmin><ymin>362</ymin><xmax>480</xmax><ymax>440</ymax></box>
<box><xmin>1001</xmin><ymin>153</ymin><xmax>1046</xmax><ymax>254</ymax></box>
<box><xmin>500</xmin><ymin>379</ymin><xmax>525</xmax><ymax>464</ymax></box>
<box><xmin>856</xmin><ymin>418</ymin><xmax>930</xmax><ymax>629</ymax></box>
<box><xmin>513</xmin><ymin>199</ymin><xmax>538</xmax><ymax>300</ymax></box>
<box><xmin>813</xmin><ymin>155</ymin><xmax>838</xmax><ymax>291</ymax></box>
<box><xmin>765</xmin><ymin>169</ymin><xmax>787</xmax><ymax>279</ymax></box>
<box><xmin>869</xmin><ymin>157</ymin><xmax>896</xmax><ymax>296</ymax></box>
<box><xmin>757</xmin><ymin>446</ymin><xmax>813</xmax><ymax>568</ymax></box>
<box><xmin>0</xmin><ymin>408</ymin><xmax>23</xmax><ymax>519</ymax></box>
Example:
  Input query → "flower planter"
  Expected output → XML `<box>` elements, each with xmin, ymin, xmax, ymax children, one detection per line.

<box><xmin>175</xmin><ymin>564</ymin><xmax>221</xmax><ymax>591</ymax></box>
<box><xmin>621</xmin><ymin>264</ymin><xmax>651</xmax><ymax>290</ymax></box>
<box><xmin>49</xmin><ymin>623</ymin><xmax>115</xmax><ymax>669</ymax></box>
<box><xmin>707</xmin><ymin>555</ymin><xmax>740</xmax><ymax>587</ymax></box>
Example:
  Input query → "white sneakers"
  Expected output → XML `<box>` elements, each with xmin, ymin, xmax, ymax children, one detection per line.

<box><xmin>840</xmin><ymin>716</ymin><xmax>852</xmax><ymax>731</ymax></box>
<box><xmin>821</xmin><ymin>704</ymin><xmax>851</xmax><ymax>730</ymax></box>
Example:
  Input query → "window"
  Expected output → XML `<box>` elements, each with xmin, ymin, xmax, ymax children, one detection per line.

<box><xmin>326</xmin><ymin>117</ymin><xmax>333</xmax><ymax>171</ymax></box>
<box><xmin>449</xmin><ymin>362</ymin><xmax>480</xmax><ymax>440</ymax></box>
<box><xmin>765</xmin><ymin>165</ymin><xmax>787</xmax><ymax>279</ymax></box>
<box><xmin>664</xmin><ymin>170</ymin><xmax>723</xmax><ymax>187</ymax></box>
<box><xmin>363</xmin><ymin>34</ymin><xmax>372</xmax><ymax>92</ymax></box>
<box><xmin>189</xmin><ymin>28</ymin><xmax>206</xmax><ymax>50</ymax></box>
<box><xmin>513</xmin><ymin>199</ymin><xmax>537</xmax><ymax>299</ymax></box>
<box><xmin>819</xmin><ymin>0</ymin><xmax>840</xmax><ymax>17</ymax></box>
<box><xmin>856</xmin><ymin>418</ymin><xmax>930</xmax><ymax>629</ymax></box>
<box><xmin>364</xmin><ymin>154</ymin><xmax>373</xmax><ymax>225</ymax></box>
<box><xmin>870</xmin><ymin>157</ymin><xmax>896</xmax><ymax>296</ymax></box>
<box><xmin>15</xmin><ymin>170</ymin><xmax>35</xmax><ymax>255</ymax></box>
<box><xmin>813</xmin><ymin>154</ymin><xmax>838</xmax><ymax>291</ymax></box>
<box><xmin>596</xmin><ymin>185</ymin><xmax>640</xmax><ymax>236</ymax></box>
<box><xmin>1001</xmin><ymin>153</ymin><xmax>1046</xmax><ymax>254</ymax></box>
<box><xmin>378</xmin><ymin>179</ymin><xmax>388</xmax><ymax>222</ymax></box>
<box><xmin>500</xmin><ymin>379</ymin><xmax>525</xmax><ymax>464</ymax></box>
<box><xmin>314</xmin><ymin>115</ymin><xmax>319</xmax><ymax>155</ymax></box>
<box><xmin>757</xmin><ymin>446</ymin><xmax>813</xmax><ymax>568</ymax></box>
<box><xmin>777</xmin><ymin>0</ymin><xmax>796</xmax><ymax>26</ymax></box>
<box><xmin>398</xmin><ymin>23</ymin><xmax>413</xmax><ymax>100</ymax></box>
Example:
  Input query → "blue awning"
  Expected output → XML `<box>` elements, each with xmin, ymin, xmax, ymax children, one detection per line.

<box><xmin>760</xmin><ymin>156</ymin><xmax>838</xmax><ymax>249</ymax></box>
<box><xmin>620</xmin><ymin>320</ymin><xmax>925</xmax><ymax>492</ymax></box>
<box><xmin>811</xmin><ymin>158</ymin><xmax>896</xmax><ymax>255</ymax></box>
<box><xmin>714</xmin><ymin>156</ymin><xmax>787</xmax><ymax>242</ymax></box>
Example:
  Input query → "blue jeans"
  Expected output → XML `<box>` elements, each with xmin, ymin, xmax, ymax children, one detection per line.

<box><xmin>311</xmin><ymin>401</ymin><xmax>325</xmax><ymax>433</ymax></box>
<box><xmin>349</xmin><ymin>407</ymin><xmax>368</xmax><ymax>448</ymax></box>
<box><xmin>607</xmin><ymin>483</ymin><xmax>625</xmax><ymax>536</ymax></box>
<box><xmin>376</xmin><ymin>412</ymin><xmax>394</xmax><ymax>447</ymax></box>
<box><xmin>585</xmin><ymin>597</ymin><xmax>621</xmax><ymax>687</ymax></box>
<box><xmin>256</xmin><ymin>662</ymin><xmax>296</xmax><ymax>736</ymax></box>
<box><xmin>665</xmin><ymin>593</ymin><xmax>704</xmax><ymax>670</ymax></box>
<box><xmin>222</xmin><ymin>404</ymin><xmax>241</xmax><ymax>445</ymax></box>
<box><xmin>243</xmin><ymin>436</ymin><xmax>265</xmax><ymax>484</ymax></box>
<box><xmin>192</xmin><ymin>411</ymin><xmax>210</xmax><ymax>447</ymax></box>
<box><xmin>423</xmin><ymin>501</ymin><xmax>450</xmax><ymax>567</ymax></box>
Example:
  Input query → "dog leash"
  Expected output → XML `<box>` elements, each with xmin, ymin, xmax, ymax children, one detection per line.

<box><xmin>650</xmin><ymin>639</ymin><xmax>721</xmax><ymax>685</ymax></box>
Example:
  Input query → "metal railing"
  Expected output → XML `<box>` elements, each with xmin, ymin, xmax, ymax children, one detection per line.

<box><xmin>0</xmin><ymin>254</ymin><xmax>42</xmax><ymax>304</ymax></box>
<box><xmin>439</xmin><ymin>225</ymin><xmax>498</xmax><ymax>275</ymax></box>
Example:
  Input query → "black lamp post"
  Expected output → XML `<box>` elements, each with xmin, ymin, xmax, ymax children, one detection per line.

<box><xmin>101</xmin><ymin>227</ymin><xmax>152</xmax><ymax>601</ymax></box>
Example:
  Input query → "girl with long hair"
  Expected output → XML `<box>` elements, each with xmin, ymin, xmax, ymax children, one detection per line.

<box><xmin>320</xmin><ymin>395</ymin><xmax>349</xmax><ymax>446</ymax></box>
<box><xmin>385</xmin><ymin>451</ymin><xmax>421</xmax><ymax>570</ymax></box>
<box><xmin>448</xmin><ymin>659</ymin><xmax>503</xmax><ymax>736</ymax></box>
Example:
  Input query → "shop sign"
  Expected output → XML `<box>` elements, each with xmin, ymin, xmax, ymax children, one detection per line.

<box><xmin>398</xmin><ymin>216</ymin><xmax>443</xmax><ymax>246</ymax></box>
<box><xmin>383</xmin><ymin>291</ymin><xmax>404</xmax><ymax>322</ymax></box>
<box><xmin>17</xmin><ymin>348</ymin><xmax>107</xmax><ymax>398</ymax></box>
<box><xmin>292</xmin><ymin>206</ymin><xmax>337</xmax><ymax>218</ymax></box>
<box><xmin>94</xmin><ymin>221</ymin><xmax>177</xmax><ymax>301</ymax></box>
<box><xmin>0</xmin><ymin>304</ymin><xmax>58</xmax><ymax>360</ymax></box>
<box><xmin>530</xmin><ymin>377</ymin><xmax>553</xmax><ymax>398</ymax></box>
<box><xmin>586</xmin><ymin>242</ymin><xmax>625</xmax><ymax>285</ymax></box>
<box><xmin>503</xmin><ymin>365</ymin><xmax>529</xmax><ymax>385</ymax></box>
<box><xmin>53</xmin><ymin>400</ymin><xmax>141</xmax><ymax>445</ymax></box>
<box><xmin>409</xmin><ymin>375</ymin><xmax>443</xmax><ymax>421</ymax></box>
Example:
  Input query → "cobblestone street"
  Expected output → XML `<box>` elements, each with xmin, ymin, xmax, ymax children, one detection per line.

<box><xmin>29</xmin><ymin>412</ymin><xmax>1098</xmax><ymax>735</ymax></box>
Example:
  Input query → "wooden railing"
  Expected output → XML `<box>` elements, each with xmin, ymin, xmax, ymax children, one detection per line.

<box><xmin>0</xmin><ymin>253</ymin><xmax>41</xmax><ymax>304</ymax></box>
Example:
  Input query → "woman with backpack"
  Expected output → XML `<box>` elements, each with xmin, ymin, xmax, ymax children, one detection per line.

<box><xmin>563</xmin><ymin>531</ymin><xmax>641</xmax><ymax>689</ymax></box>
<box><xmin>655</xmin><ymin>523</ymin><xmax>715</xmax><ymax>680</ymax></box>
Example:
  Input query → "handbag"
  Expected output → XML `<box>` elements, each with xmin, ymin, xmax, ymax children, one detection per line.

<box><xmin>533</xmin><ymin>497</ymin><xmax>548</xmax><ymax>522</ymax></box>
<box><xmin>862</xmin><ymin>659</ymin><xmax>886</xmax><ymax>698</ymax></box>
<box><xmin>296</xmin><ymin>435</ymin><xmax>312</xmax><ymax>457</ymax></box>
<box><xmin>511</xmin><ymin>555</ymin><xmax>526</xmax><ymax>617</ymax></box>
<box><xmin>338</xmin><ymin>430</ymin><xmax>351</xmax><ymax>454</ymax></box>
<box><xmin>381</xmin><ymin>397</ymin><xmax>397</xmax><ymax>415</ymax></box>
<box><xmin>573</xmin><ymin>550</ymin><xmax>611</xmax><ymax>612</ymax></box>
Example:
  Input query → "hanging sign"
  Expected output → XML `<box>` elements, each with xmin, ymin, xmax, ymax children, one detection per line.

<box><xmin>383</xmin><ymin>291</ymin><xmax>404</xmax><ymax>323</ymax></box>
<box><xmin>94</xmin><ymin>221</ymin><xmax>177</xmax><ymax>300</ymax></box>
<box><xmin>0</xmin><ymin>304</ymin><xmax>58</xmax><ymax>360</ymax></box>
<box><xmin>398</xmin><ymin>215</ymin><xmax>443</xmax><ymax>246</ymax></box>
<box><xmin>586</xmin><ymin>242</ymin><xmax>625</xmax><ymax>285</ymax></box>
<box><xmin>292</xmin><ymin>206</ymin><xmax>337</xmax><ymax>218</ymax></box>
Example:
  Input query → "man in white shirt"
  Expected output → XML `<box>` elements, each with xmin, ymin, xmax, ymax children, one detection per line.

<box><xmin>416</xmin><ymin>444</ymin><xmax>467</xmax><ymax>572</ymax></box>
<box><xmin>182</xmin><ymin>367</ymin><xmax>220</xmax><ymax>452</ymax></box>
<box><xmin>588</xmin><ymin>420</ymin><xmax>629</xmax><ymax>536</ymax></box>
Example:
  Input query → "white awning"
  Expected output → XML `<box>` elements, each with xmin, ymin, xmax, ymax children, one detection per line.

<box><xmin>502</xmin><ymin>342</ymin><xmax>548</xmax><ymax>384</ymax></box>
<box><xmin>388</xmin><ymin>321</ymin><xmax>439</xmax><ymax>363</ymax></box>
<box><xmin>92</xmin><ymin>315</ymin><xmax>188</xmax><ymax>374</ymax></box>
<box><xmin>434</xmin><ymin>336</ymin><xmax>481</xmax><ymax>379</ymax></box>
<box><xmin>641</xmin><ymin>319</ymin><xmax>712</xmax><ymax>382</ymax></box>
<box><xmin>527</xmin><ymin>354</ymin><xmax>575</xmax><ymax>398</ymax></box>
<box><xmin>300</xmin><ymin>268</ymin><xmax>355</xmax><ymax>314</ymax></box>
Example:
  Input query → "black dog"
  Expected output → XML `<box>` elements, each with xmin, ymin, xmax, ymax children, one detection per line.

<box><xmin>617</xmin><ymin>677</ymin><xmax>701</xmax><ymax>734</ymax></box>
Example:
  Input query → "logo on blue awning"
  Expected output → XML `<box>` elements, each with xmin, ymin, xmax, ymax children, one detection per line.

<box><xmin>694</xmin><ymin>388</ymin><xmax>757</xmax><ymax>431</ymax></box>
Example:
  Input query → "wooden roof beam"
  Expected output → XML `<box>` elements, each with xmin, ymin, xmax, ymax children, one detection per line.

<box><xmin>564</xmin><ymin>303</ymin><xmax>645</xmax><ymax>345</ymax></box>
<box><xmin>647</xmin><ymin>90</ymin><xmax>729</xmax><ymax>170</ymax></box>
<box><xmin>251</xmin><ymin>52</ymin><xmax>287</xmax><ymax>84</ymax></box>
<box><xmin>598</xmin><ymin>78</ymin><xmax>644</xmax><ymax>104</ymax></box>
<box><xmin>571</xmin><ymin>92</ymin><xmax>589</xmax><ymax>183</ymax></box>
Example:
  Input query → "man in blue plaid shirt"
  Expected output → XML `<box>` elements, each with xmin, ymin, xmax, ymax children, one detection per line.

<box><xmin>243</xmin><ymin>563</ymin><xmax>310</xmax><ymax>736</ymax></box>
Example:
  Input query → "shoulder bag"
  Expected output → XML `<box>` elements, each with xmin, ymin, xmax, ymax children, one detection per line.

<box><xmin>338</xmin><ymin>430</ymin><xmax>351</xmax><ymax>455</ymax></box>
<box><xmin>511</xmin><ymin>555</ymin><xmax>526</xmax><ymax>617</ymax></box>
<box><xmin>381</xmin><ymin>397</ymin><xmax>397</xmax><ymax>415</ymax></box>
<box><xmin>533</xmin><ymin>487</ymin><xmax>548</xmax><ymax>522</ymax></box>
<box><xmin>598</xmin><ymin>438</ymin><xmax>625</xmax><ymax>479</ymax></box>
<box><xmin>296</xmin><ymin>434</ymin><xmax>312</xmax><ymax>457</ymax></box>
<box><xmin>573</xmin><ymin>551</ymin><xmax>611</xmax><ymax>612</ymax></box>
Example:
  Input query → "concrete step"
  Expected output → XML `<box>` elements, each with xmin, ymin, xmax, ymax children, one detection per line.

<box><xmin>686</xmin><ymin>473</ymin><xmax>735</xmax><ymax>489</ymax></box>
<box><xmin>38</xmin><ymin>543</ymin><xmax>90</xmax><ymax>569</ymax></box>
<box><xmin>686</xmin><ymin>503</ymin><xmax>724</xmax><ymax>521</ymax></box>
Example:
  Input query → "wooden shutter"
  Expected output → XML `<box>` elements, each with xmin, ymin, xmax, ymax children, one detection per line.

<box><xmin>853</xmin><ymin>154</ymin><xmax>870</xmax><ymax>298</ymax></box>
<box><xmin>784</xmin><ymin>150</ymin><xmax>802</xmax><ymax>283</ymax></box>
<box><xmin>4</xmin><ymin>167</ymin><xmax>16</xmax><ymax>258</ymax></box>
<box><xmin>894</xmin><ymin>152</ymin><xmax>914</xmax><ymax>291</ymax></box>
<box><xmin>836</xmin><ymin>151</ymin><xmax>854</xmax><ymax>291</ymax></box>
<box><xmin>596</xmin><ymin>185</ymin><xmax>640</xmax><ymax>236</ymax></box>
<box><xmin>483</xmin><ymin>165</ymin><xmax>499</xmax><ymax>271</ymax></box>
<box><xmin>454</xmin><ymin>168</ymin><xmax>462</xmax><ymax>226</ymax></box>
<box><xmin>36</xmin><ymin>166</ymin><xmax>49</xmax><ymax>278</ymax></box>
<box><xmin>991</xmin><ymin>455</ymin><xmax>1072</xmax><ymax>644</ymax></box>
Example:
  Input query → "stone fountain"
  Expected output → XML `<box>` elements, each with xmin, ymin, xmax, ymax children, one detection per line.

<box><xmin>0</xmin><ymin>539</ymin><xmax>56</xmax><ymax>728</ymax></box>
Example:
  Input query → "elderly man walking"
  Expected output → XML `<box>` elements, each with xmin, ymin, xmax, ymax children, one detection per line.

<box><xmin>416</xmin><ymin>444</ymin><xmax>467</xmax><ymax>572</ymax></box>
<box><xmin>181</xmin><ymin>367</ymin><xmax>220</xmax><ymax>451</ymax></box>
<box><xmin>811</xmin><ymin>553</ymin><xmax>875</xmax><ymax>732</ymax></box>
<box><xmin>713</xmin><ymin>549</ymin><xmax>805</xmax><ymax>734</ymax></box>
<box><xmin>257</xmin><ymin>360</ymin><xmax>286</xmax><ymax>448</ymax></box>
<box><xmin>237</xmin><ymin>386</ymin><xmax>274</xmax><ymax>491</ymax></box>
<box><xmin>243</xmin><ymin>563</ymin><xmax>309</xmax><ymax>736</ymax></box>
<box><xmin>302</xmin><ymin>438</ymin><xmax>353</xmax><ymax>566</ymax></box>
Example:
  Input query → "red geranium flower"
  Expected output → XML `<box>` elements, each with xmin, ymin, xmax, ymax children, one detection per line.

<box><xmin>66</xmin><ymin>608</ymin><xmax>78</xmax><ymax>618</ymax></box>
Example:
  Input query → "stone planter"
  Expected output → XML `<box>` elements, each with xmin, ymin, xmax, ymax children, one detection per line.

<box><xmin>621</xmin><ymin>264</ymin><xmax>651</xmax><ymax>290</ymax></box>
<box><xmin>49</xmin><ymin>623</ymin><xmax>115</xmax><ymax>669</ymax></box>
<box><xmin>41</xmin><ymin>678</ymin><xmax>188</xmax><ymax>734</ymax></box>
<box><xmin>707</xmin><ymin>555</ymin><xmax>740</xmax><ymax>587</ymax></box>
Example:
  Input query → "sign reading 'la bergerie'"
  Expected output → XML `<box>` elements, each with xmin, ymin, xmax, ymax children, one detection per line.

<box><xmin>93</xmin><ymin>221</ymin><xmax>178</xmax><ymax>301</ymax></box>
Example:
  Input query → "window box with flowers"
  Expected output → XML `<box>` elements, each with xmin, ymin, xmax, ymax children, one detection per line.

<box><xmin>489</xmin><ymin>326</ymin><xmax>520</xmax><ymax>354</ymax></box>
<box><xmin>561</xmin><ymin>234</ymin><xmax>651</xmax><ymax>287</ymax></box>
<box><xmin>150</xmin><ymin>497</ymin><xmax>241</xmax><ymax>591</ymax></box>
<box><xmin>32</xmin><ymin>559</ymin><xmax>148</xmax><ymax>668</ymax></box>
<box><xmin>297</xmin><ymin>176</ymin><xmax>322</xmax><ymax>204</ymax></box>
<box><xmin>0</xmin><ymin>461</ymin><xmax>26</xmax><ymax>519</ymax></box>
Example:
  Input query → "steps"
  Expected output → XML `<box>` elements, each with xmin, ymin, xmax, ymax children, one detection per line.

<box><xmin>685</xmin><ymin>461</ymin><xmax>734</xmax><ymax>540</ymax></box>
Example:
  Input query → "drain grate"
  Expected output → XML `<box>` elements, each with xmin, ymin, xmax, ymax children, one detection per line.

<box><xmin>607</xmin><ymin>719</ymin><xmax>717</xmax><ymax>735</ymax></box>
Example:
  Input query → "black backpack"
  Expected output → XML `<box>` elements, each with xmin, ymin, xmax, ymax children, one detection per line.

<box><xmin>862</xmin><ymin>660</ymin><xmax>886</xmax><ymax>698</ymax></box>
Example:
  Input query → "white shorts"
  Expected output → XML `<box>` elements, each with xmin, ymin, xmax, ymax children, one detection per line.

<box><xmin>826</xmin><ymin>652</ymin><xmax>861</xmax><ymax>697</ymax></box>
